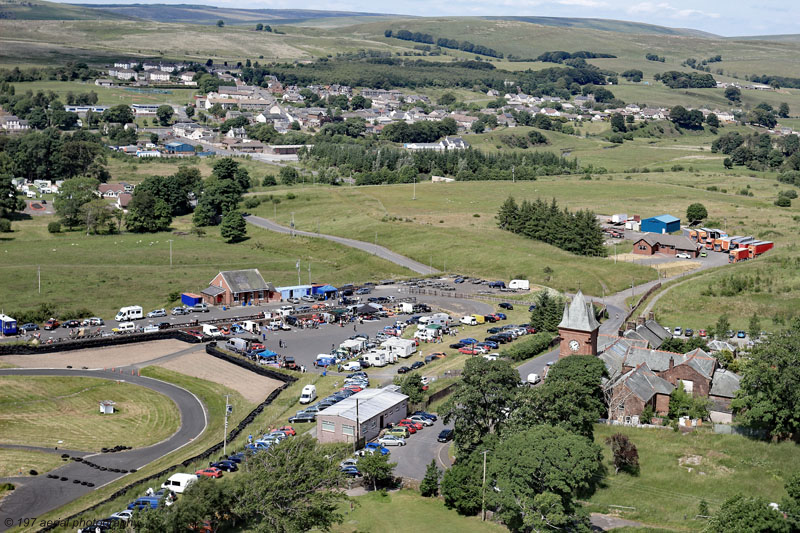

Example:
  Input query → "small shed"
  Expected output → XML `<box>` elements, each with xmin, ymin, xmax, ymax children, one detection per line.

<box><xmin>0</xmin><ymin>314</ymin><xmax>17</xmax><ymax>336</ymax></box>
<box><xmin>641</xmin><ymin>215</ymin><xmax>680</xmax><ymax>234</ymax></box>
<box><xmin>99</xmin><ymin>400</ymin><xmax>116</xmax><ymax>414</ymax></box>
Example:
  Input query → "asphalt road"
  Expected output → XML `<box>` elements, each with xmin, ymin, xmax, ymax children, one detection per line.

<box><xmin>244</xmin><ymin>215</ymin><xmax>439</xmax><ymax>276</ymax></box>
<box><xmin>388</xmin><ymin>418</ymin><xmax>453</xmax><ymax>481</ymax></box>
<box><xmin>0</xmin><ymin>368</ymin><xmax>207</xmax><ymax>531</ymax></box>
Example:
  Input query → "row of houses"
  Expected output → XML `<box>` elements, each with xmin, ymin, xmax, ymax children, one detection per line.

<box><xmin>104</xmin><ymin>68</ymin><xmax>197</xmax><ymax>86</ymax></box>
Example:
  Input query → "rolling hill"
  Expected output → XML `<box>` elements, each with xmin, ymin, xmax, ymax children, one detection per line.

<box><xmin>0</xmin><ymin>0</ymin><xmax>125</xmax><ymax>20</ymax></box>
<box><xmin>483</xmin><ymin>16</ymin><xmax>718</xmax><ymax>38</ymax></box>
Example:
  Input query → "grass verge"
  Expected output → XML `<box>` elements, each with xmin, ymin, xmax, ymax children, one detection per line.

<box><xmin>0</xmin><ymin>449</ymin><xmax>66</xmax><ymax>478</ymax></box>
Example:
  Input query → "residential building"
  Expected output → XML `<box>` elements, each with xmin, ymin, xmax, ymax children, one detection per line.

<box><xmin>0</xmin><ymin>115</ymin><xmax>30</xmax><ymax>131</ymax></box>
<box><xmin>632</xmin><ymin>235</ymin><xmax>699</xmax><ymax>257</ymax></box>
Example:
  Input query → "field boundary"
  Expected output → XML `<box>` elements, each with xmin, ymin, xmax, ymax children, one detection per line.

<box><xmin>0</xmin><ymin>330</ymin><xmax>201</xmax><ymax>356</ymax></box>
<box><xmin>37</xmin><ymin>345</ymin><xmax>297</xmax><ymax>532</ymax></box>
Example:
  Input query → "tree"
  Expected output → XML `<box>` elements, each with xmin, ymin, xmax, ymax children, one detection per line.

<box><xmin>149</xmin><ymin>133</ymin><xmax>159</xmax><ymax>145</ymax></box>
<box><xmin>605</xmin><ymin>433</ymin><xmax>639</xmax><ymax>474</ymax></box>
<box><xmin>441</xmin><ymin>357</ymin><xmax>519</xmax><ymax>453</ymax></box>
<box><xmin>529</xmin><ymin>290</ymin><xmax>565</xmax><ymax>333</ymax></box>
<box><xmin>102</xmin><ymin>104</ymin><xmax>134</xmax><ymax>124</ymax></box>
<box><xmin>125</xmin><ymin>190</ymin><xmax>172</xmax><ymax>233</ymax></box>
<box><xmin>167</xmin><ymin>475</ymin><xmax>237</xmax><ymax>531</ymax></box>
<box><xmin>610</xmin><ymin>113</ymin><xmax>626</xmax><ymax>133</ymax></box>
<box><xmin>262</xmin><ymin>175</ymin><xmax>277</xmax><ymax>187</ymax></box>
<box><xmin>420</xmin><ymin>460</ymin><xmax>440</xmax><ymax>497</ymax></box>
<box><xmin>234</xmin><ymin>435</ymin><xmax>349</xmax><ymax>532</ymax></box>
<box><xmin>669</xmin><ymin>382</ymin><xmax>709</xmax><ymax>420</ymax></box>
<box><xmin>54</xmin><ymin>177</ymin><xmax>99</xmax><ymax>228</ymax></box>
<box><xmin>437</xmin><ymin>92</ymin><xmax>456</xmax><ymax>106</ymax></box>
<box><xmin>350</xmin><ymin>95</ymin><xmax>371</xmax><ymax>110</ymax></box>
<box><xmin>81</xmin><ymin>198</ymin><xmax>112</xmax><ymax>235</ymax></box>
<box><xmin>279</xmin><ymin>166</ymin><xmax>298</xmax><ymax>186</ymax></box>
<box><xmin>669</xmin><ymin>105</ymin><xmax>703</xmax><ymax>129</ymax></box>
<box><xmin>358</xmin><ymin>451</ymin><xmax>396</xmax><ymax>492</ymax></box>
<box><xmin>706</xmin><ymin>495</ymin><xmax>789</xmax><ymax>533</ymax></box>
<box><xmin>156</xmin><ymin>105</ymin><xmax>174</xmax><ymax>126</ymax></box>
<box><xmin>706</xmin><ymin>113</ymin><xmax>720</xmax><ymax>128</ymax></box>
<box><xmin>686</xmin><ymin>202</ymin><xmax>708</xmax><ymax>223</ymax></box>
<box><xmin>216</xmin><ymin>19</ymin><xmax>224</xmax><ymax>27</ymax></box>
<box><xmin>255</xmin><ymin>23</ymin><xmax>263</xmax><ymax>31</ymax></box>
<box><xmin>185</xmin><ymin>105</ymin><xmax>195</xmax><ymax>118</ymax></box>
<box><xmin>441</xmin><ymin>449</ymin><xmax>484</xmax><ymax>515</ymax></box>
<box><xmin>394</xmin><ymin>373</ymin><xmax>424</xmax><ymax>404</ymax></box>
<box><xmin>715</xmin><ymin>314</ymin><xmax>731</xmax><ymax>340</ymax></box>
<box><xmin>748</xmin><ymin>312</ymin><xmax>761</xmax><ymax>339</ymax></box>
<box><xmin>487</xmin><ymin>425</ymin><xmax>602</xmax><ymax>532</ymax></box>
<box><xmin>0</xmin><ymin>173</ymin><xmax>22</xmax><ymax>220</ymax></box>
<box><xmin>724</xmin><ymin>86</ymin><xmax>741</xmax><ymax>103</ymax></box>
<box><xmin>220</xmin><ymin>210</ymin><xmax>247</xmax><ymax>243</ymax></box>
<box><xmin>779</xmin><ymin>102</ymin><xmax>790</xmax><ymax>118</ymax></box>
<box><xmin>782</xmin><ymin>473</ymin><xmax>800</xmax><ymax>531</ymax></box>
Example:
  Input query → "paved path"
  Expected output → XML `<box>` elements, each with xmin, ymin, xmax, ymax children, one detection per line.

<box><xmin>244</xmin><ymin>215</ymin><xmax>439</xmax><ymax>276</ymax></box>
<box><xmin>0</xmin><ymin>368</ymin><xmax>207</xmax><ymax>531</ymax></box>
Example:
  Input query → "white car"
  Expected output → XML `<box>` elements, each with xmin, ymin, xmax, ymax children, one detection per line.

<box><xmin>147</xmin><ymin>309</ymin><xmax>167</xmax><ymax>318</ymax></box>
<box><xmin>378</xmin><ymin>435</ymin><xmax>407</xmax><ymax>446</ymax></box>
<box><xmin>342</xmin><ymin>361</ymin><xmax>362</xmax><ymax>372</ymax></box>
<box><xmin>676</xmin><ymin>253</ymin><xmax>692</xmax><ymax>259</ymax></box>
<box><xmin>482</xmin><ymin>353</ymin><xmax>499</xmax><ymax>361</ymax></box>
<box><xmin>110</xmin><ymin>510</ymin><xmax>133</xmax><ymax>521</ymax></box>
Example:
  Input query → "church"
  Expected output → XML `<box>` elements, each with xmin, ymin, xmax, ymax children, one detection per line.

<box><xmin>556</xmin><ymin>291</ymin><xmax>741</xmax><ymax>424</ymax></box>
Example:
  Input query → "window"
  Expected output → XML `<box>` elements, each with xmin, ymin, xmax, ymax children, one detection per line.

<box><xmin>321</xmin><ymin>421</ymin><xmax>335</xmax><ymax>433</ymax></box>
<box><xmin>681</xmin><ymin>380</ymin><xmax>694</xmax><ymax>393</ymax></box>
<box><xmin>342</xmin><ymin>424</ymin><xmax>354</xmax><ymax>436</ymax></box>
<box><xmin>233</xmin><ymin>293</ymin><xmax>239</xmax><ymax>301</ymax></box>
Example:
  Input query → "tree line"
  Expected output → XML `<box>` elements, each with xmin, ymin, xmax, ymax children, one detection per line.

<box><xmin>497</xmin><ymin>196</ymin><xmax>606</xmax><ymax>256</ymax></box>
<box><xmin>535</xmin><ymin>50</ymin><xmax>616</xmax><ymax>63</ymax></box>
<box><xmin>385</xmin><ymin>29</ymin><xmax>503</xmax><ymax>58</ymax></box>
<box><xmin>655</xmin><ymin>71</ymin><xmax>716</xmax><ymax>89</ymax></box>
<box><xmin>712</xmin><ymin>130</ymin><xmax>800</xmax><ymax>171</ymax></box>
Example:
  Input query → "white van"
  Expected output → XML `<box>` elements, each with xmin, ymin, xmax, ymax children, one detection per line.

<box><xmin>299</xmin><ymin>384</ymin><xmax>317</xmax><ymax>404</ymax></box>
<box><xmin>161</xmin><ymin>473</ymin><xmax>198</xmax><ymax>494</ymax></box>
<box><xmin>115</xmin><ymin>322</ymin><xmax>136</xmax><ymax>333</ymax></box>
<box><xmin>509</xmin><ymin>279</ymin><xmax>530</xmax><ymax>290</ymax></box>
<box><xmin>201</xmin><ymin>324</ymin><xmax>223</xmax><ymax>338</ymax></box>
<box><xmin>342</xmin><ymin>361</ymin><xmax>362</xmax><ymax>372</ymax></box>
<box><xmin>460</xmin><ymin>315</ymin><xmax>477</xmax><ymax>326</ymax></box>
<box><xmin>226</xmin><ymin>337</ymin><xmax>248</xmax><ymax>352</ymax></box>
<box><xmin>115</xmin><ymin>305</ymin><xmax>143</xmax><ymax>321</ymax></box>
<box><xmin>526</xmin><ymin>373</ymin><xmax>541</xmax><ymax>385</ymax></box>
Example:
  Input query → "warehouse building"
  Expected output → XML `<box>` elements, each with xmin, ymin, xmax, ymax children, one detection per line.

<box><xmin>641</xmin><ymin>214</ymin><xmax>680</xmax><ymax>234</ymax></box>
<box><xmin>316</xmin><ymin>388</ymin><xmax>408</xmax><ymax>445</ymax></box>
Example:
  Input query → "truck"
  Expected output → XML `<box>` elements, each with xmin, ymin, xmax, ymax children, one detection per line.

<box><xmin>508</xmin><ymin>279</ymin><xmax>530</xmax><ymax>291</ymax></box>
<box><xmin>115</xmin><ymin>305</ymin><xmax>143</xmax><ymax>321</ymax></box>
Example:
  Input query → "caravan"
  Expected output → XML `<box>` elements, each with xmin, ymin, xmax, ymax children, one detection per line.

<box><xmin>382</xmin><ymin>337</ymin><xmax>417</xmax><ymax>358</ymax></box>
<box><xmin>363</xmin><ymin>351</ymin><xmax>388</xmax><ymax>367</ymax></box>
<box><xmin>115</xmin><ymin>305</ymin><xmax>143</xmax><ymax>321</ymax></box>
<box><xmin>509</xmin><ymin>279</ymin><xmax>530</xmax><ymax>290</ymax></box>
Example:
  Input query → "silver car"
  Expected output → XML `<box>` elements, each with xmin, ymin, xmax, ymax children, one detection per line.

<box><xmin>377</xmin><ymin>435</ymin><xmax>406</xmax><ymax>447</ymax></box>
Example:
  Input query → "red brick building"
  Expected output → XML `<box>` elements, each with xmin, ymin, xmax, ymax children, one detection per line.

<box><xmin>556</xmin><ymin>291</ymin><xmax>600</xmax><ymax>358</ymax></box>
<box><xmin>201</xmin><ymin>269</ymin><xmax>280</xmax><ymax>306</ymax></box>
<box><xmin>632</xmin><ymin>235</ymin><xmax>699</xmax><ymax>257</ymax></box>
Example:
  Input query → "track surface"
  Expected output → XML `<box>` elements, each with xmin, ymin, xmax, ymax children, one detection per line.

<box><xmin>0</xmin><ymin>368</ymin><xmax>206</xmax><ymax>531</ymax></box>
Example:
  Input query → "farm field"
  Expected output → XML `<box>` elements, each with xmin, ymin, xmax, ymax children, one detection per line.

<box><xmin>0</xmin><ymin>448</ymin><xmax>65</xmax><ymax>478</ymax></box>
<box><xmin>0</xmin><ymin>376</ymin><xmax>180</xmax><ymax>451</ymax></box>
<box><xmin>0</xmin><ymin>213</ymin><xmax>410</xmax><ymax>320</ymax></box>
<box><xmin>587</xmin><ymin>424</ymin><xmax>800</xmax><ymax>531</ymax></box>
<box><xmin>103</xmin><ymin>154</ymin><xmax>279</xmax><ymax>186</ymax></box>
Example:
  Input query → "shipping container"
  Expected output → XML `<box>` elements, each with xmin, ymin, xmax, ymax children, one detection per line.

<box><xmin>181</xmin><ymin>293</ymin><xmax>202</xmax><ymax>307</ymax></box>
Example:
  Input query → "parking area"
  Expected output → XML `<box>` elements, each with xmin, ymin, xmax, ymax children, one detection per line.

<box><xmin>388</xmin><ymin>417</ymin><xmax>453</xmax><ymax>481</ymax></box>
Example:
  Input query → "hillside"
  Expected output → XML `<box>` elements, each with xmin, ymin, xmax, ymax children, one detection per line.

<box><xmin>0</xmin><ymin>0</ymin><xmax>125</xmax><ymax>20</ymax></box>
<box><xmin>483</xmin><ymin>16</ymin><xmax>717</xmax><ymax>38</ymax></box>
<box><xmin>71</xmin><ymin>3</ymin><xmax>398</xmax><ymax>25</ymax></box>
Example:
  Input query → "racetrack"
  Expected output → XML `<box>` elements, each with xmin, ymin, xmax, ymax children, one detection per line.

<box><xmin>0</xmin><ymin>368</ymin><xmax>206</xmax><ymax>532</ymax></box>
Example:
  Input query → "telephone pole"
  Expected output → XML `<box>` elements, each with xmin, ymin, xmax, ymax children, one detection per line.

<box><xmin>481</xmin><ymin>450</ymin><xmax>489</xmax><ymax>521</ymax></box>
<box><xmin>223</xmin><ymin>394</ymin><xmax>231</xmax><ymax>456</ymax></box>
<box><xmin>168</xmin><ymin>239</ymin><xmax>173</xmax><ymax>267</ymax></box>
<box><xmin>413</xmin><ymin>176</ymin><xmax>416</xmax><ymax>200</ymax></box>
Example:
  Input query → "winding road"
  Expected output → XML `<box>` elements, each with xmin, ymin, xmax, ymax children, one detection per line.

<box><xmin>244</xmin><ymin>215</ymin><xmax>439</xmax><ymax>275</ymax></box>
<box><xmin>0</xmin><ymin>368</ymin><xmax>207</xmax><ymax>531</ymax></box>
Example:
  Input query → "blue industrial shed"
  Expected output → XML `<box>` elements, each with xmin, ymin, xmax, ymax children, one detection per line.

<box><xmin>641</xmin><ymin>214</ymin><xmax>680</xmax><ymax>234</ymax></box>
<box><xmin>164</xmin><ymin>141</ymin><xmax>195</xmax><ymax>153</ymax></box>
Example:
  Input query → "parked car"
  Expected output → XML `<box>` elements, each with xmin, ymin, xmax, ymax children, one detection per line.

<box><xmin>698</xmin><ymin>329</ymin><xmax>707</xmax><ymax>337</ymax></box>
<box><xmin>499</xmin><ymin>302</ymin><xmax>513</xmax><ymax>310</ymax></box>
<box><xmin>288</xmin><ymin>412</ymin><xmax>316</xmax><ymax>423</ymax></box>
<box><xmin>84</xmin><ymin>317</ymin><xmax>105</xmax><ymax>326</ymax></box>
<box><xmin>43</xmin><ymin>318</ymin><xmax>60</xmax><ymax>330</ymax></box>
<box><xmin>727</xmin><ymin>330</ymin><xmax>735</xmax><ymax>338</ymax></box>
<box><xmin>397</xmin><ymin>366</ymin><xmax>410</xmax><ymax>374</ymax></box>
<box><xmin>147</xmin><ymin>309</ymin><xmax>167</xmax><ymax>318</ymax></box>
<box><xmin>676</xmin><ymin>253</ymin><xmax>692</xmax><ymax>259</ymax></box>
<box><xmin>399</xmin><ymin>419</ymin><xmax>423</xmax><ymax>430</ymax></box>
<box><xmin>210</xmin><ymin>460</ymin><xmax>238</xmax><ymax>472</ymax></box>
<box><xmin>410</xmin><ymin>415</ymin><xmax>434</xmax><ymax>426</ymax></box>
<box><xmin>62</xmin><ymin>319</ymin><xmax>81</xmax><ymax>328</ymax></box>
<box><xmin>737</xmin><ymin>330</ymin><xmax>747</xmax><ymax>338</ymax></box>
<box><xmin>459</xmin><ymin>346</ymin><xmax>482</xmax><ymax>355</ymax></box>
<box><xmin>396</xmin><ymin>422</ymin><xmax>417</xmax><ymax>434</ymax></box>
<box><xmin>340</xmin><ymin>466</ymin><xmax>362</xmax><ymax>478</ymax></box>
<box><xmin>277</xmin><ymin>425</ymin><xmax>296</xmax><ymax>436</ymax></box>
<box><xmin>195</xmin><ymin>467</ymin><xmax>223</xmax><ymax>478</ymax></box>
<box><xmin>192</xmin><ymin>303</ymin><xmax>210</xmax><ymax>313</ymax></box>
<box><xmin>437</xmin><ymin>428</ymin><xmax>454</xmax><ymax>442</ymax></box>
<box><xmin>360</xmin><ymin>442</ymin><xmax>390</xmax><ymax>456</ymax></box>
<box><xmin>409</xmin><ymin>361</ymin><xmax>425</xmax><ymax>370</ymax></box>
<box><xmin>412</xmin><ymin>411</ymin><xmax>437</xmax><ymax>421</ymax></box>
<box><xmin>673</xmin><ymin>327</ymin><xmax>682</xmax><ymax>335</ymax></box>
<box><xmin>19</xmin><ymin>322</ymin><xmax>39</xmax><ymax>332</ymax></box>
<box><xmin>386</xmin><ymin>426</ymin><xmax>410</xmax><ymax>438</ymax></box>
<box><xmin>172</xmin><ymin>306</ymin><xmax>190</xmax><ymax>316</ymax></box>
<box><xmin>378</xmin><ymin>435</ymin><xmax>406</xmax><ymax>447</ymax></box>
<box><xmin>684</xmin><ymin>328</ymin><xmax>694</xmax><ymax>337</ymax></box>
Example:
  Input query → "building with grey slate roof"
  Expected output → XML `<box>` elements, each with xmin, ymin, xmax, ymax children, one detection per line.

<box><xmin>202</xmin><ymin>269</ymin><xmax>280</xmax><ymax>306</ymax></box>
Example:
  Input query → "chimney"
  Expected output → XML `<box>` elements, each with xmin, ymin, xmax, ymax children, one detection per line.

<box><xmin>627</xmin><ymin>321</ymin><xmax>636</xmax><ymax>331</ymax></box>
<box><xmin>669</xmin><ymin>356</ymin><xmax>674</xmax><ymax>370</ymax></box>
<box><xmin>648</xmin><ymin>311</ymin><xmax>655</xmax><ymax>321</ymax></box>
<box><xmin>637</xmin><ymin>316</ymin><xmax>646</xmax><ymax>326</ymax></box>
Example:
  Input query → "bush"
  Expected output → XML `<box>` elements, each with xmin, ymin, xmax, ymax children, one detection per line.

<box><xmin>775</xmin><ymin>195</ymin><xmax>792</xmax><ymax>207</ymax></box>
<box><xmin>0</xmin><ymin>219</ymin><xmax>11</xmax><ymax>232</ymax></box>
<box><xmin>243</xmin><ymin>197</ymin><xmax>261</xmax><ymax>209</ymax></box>
<box><xmin>500</xmin><ymin>332</ymin><xmax>553</xmax><ymax>361</ymax></box>
<box><xmin>780</xmin><ymin>189</ymin><xmax>798</xmax><ymax>199</ymax></box>
<box><xmin>285</xmin><ymin>193</ymin><xmax>296</xmax><ymax>200</ymax></box>
<box><xmin>0</xmin><ymin>482</ymin><xmax>14</xmax><ymax>491</ymax></box>
<box><xmin>47</xmin><ymin>221</ymin><xmax>61</xmax><ymax>233</ymax></box>
<box><xmin>262</xmin><ymin>175</ymin><xmax>277</xmax><ymax>187</ymax></box>
<box><xmin>608</xmin><ymin>133</ymin><xmax>624</xmax><ymax>144</ymax></box>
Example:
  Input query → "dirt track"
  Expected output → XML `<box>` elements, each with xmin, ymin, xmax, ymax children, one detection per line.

<box><xmin>155</xmin><ymin>351</ymin><xmax>282</xmax><ymax>403</ymax></box>
<box><xmin>0</xmin><ymin>339</ymin><xmax>191</xmax><ymax>369</ymax></box>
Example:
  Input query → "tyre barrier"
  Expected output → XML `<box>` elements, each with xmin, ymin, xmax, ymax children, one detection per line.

<box><xmin>38</xmin><ymin>350</ymin><xmax>297</xmax><ymax>532</ymax></box>
<box><xmin>0</xmin><ymin>330</ymin><xmax>202</xmax><ymax>356</ymax></box>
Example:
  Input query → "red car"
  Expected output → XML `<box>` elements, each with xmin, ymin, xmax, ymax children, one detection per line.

<box><xmin>277</xmin><ymin>425</ymin><xmax>296</xmax><ymax>436</ymax></box>
<box><xmin>185</xmin><ymin>330</ymin><xmax>204</xmax><ymax>339</ymax></box>
<box><xmin>195</xmin><ymin>467</ymin><xmax>223</xmax><ymax>479</ymax></box>
<box><xmin>343</xmin><ymin>386</ymin><xmax>363</xmax><ymax>393</ymax></box>
<box><xmin>459</xmin><ymin>347</ymin><xmax>481</xmax><ymax>355</ymax></box>
<box><xmin>396</xmin><ymin>422</ymin><xmax>417</xmax><ymax>434</ymax></box>
<box><xmin>399</xmin><ymin>419</ymin><xmax>423</xmax><ymax>430</ymax></box>
<box><xmin>698</xmin><ymin>329</ymin><xmax>708</xmax><ymax>338</ymax></box>
<box><xmin>44</xmin><ymin>318</ymin><xmax>60</xmax><ymax>330</ymax></box>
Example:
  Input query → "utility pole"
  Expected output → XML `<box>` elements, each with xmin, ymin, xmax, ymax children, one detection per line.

<box><xmin>223</xmin><ymin>394</ymin><xmax>231</xmax><ymax>456</ymax></box>
<box><xmin>308</xmin><ymin>262</ymin><xmax>311</xmax><ymax>285</ymax></box>
<box><xmin>291</xmin><ymin>212</ymin><xmax>295</xmax><ymax>238</ymax></box>
<box><xmin>273</xmin><ymin>200</ymin><xmax>276</xmax><ymax>219</ymax></box>
<box><xmin>481</xmin><ymin>450</ymin><xmax>489</xmax><ymax>521</ymax></box>
<box><xmin>354</xmin><ymin>399</ymin><xmax>360</xmax><ymax>453</ymax></box>
<box><xmin>413</xmin><ymin>176</ymin><xmax>416</xmax><ymax>200</ymax></box>
<box><xmin>296</xmin><ymin>260</ymin><xmax>301</xmax><ymax>285</ymax></box>
<box><xmin>631</xmin><ymin>278</ymin><xmax>634</xmax><ymax>300</ymax></box>
<box><xmin>374</xmin><ymin>231</ymin><xmax>378</xmax><ymax>254</ymax></box>
<box><xmin>168</xmin><ymin>239</ymin><xmax>173</xmax><ymax>267</ymax></box>
<box><xmin>512</xmin><ymin>165</ymin><xmax>515</xmax><ymax>183</ymax></box>
<box><xmin>37</xmin><ymin>265</ymin><xmax>41</xmax><ymax>294</ymax></box>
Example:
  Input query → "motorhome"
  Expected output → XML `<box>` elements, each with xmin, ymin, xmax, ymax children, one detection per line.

<box><xmin>115</xmin><ymin>305</ymin><xmax>143</xmax><ymax>321</ymax></box>
<box><xmin>363</xmin><ymin>351</ymin><xmax>387</xmax><ymax>367</ymax></box>
<box><xmin>399</xmin><ymin>302</ymin><xmax>414</xmax><ymax>314</ymax></box>
<box><xmin>299</xmin><ymin>384</ymin><xmax>317</xmax><ymax>404</ymax></box>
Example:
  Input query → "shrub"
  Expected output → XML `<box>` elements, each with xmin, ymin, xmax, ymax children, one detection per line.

<box><xmin>47</xmin><ymin>221</ymin><xmax>61</xmax><ymax>233</ymax></box>
<box><xmin>0</xmin><ymin>219</ymin><xmax>11</xmax><ymax>232</ymax></box>
<box><xmin>243</xmin><ymin>197</ymin><xmax>261</xmax><ymax>209</ymax></box>
<box><xmin>775</xmin><ymin>195</ymin><xmax>791</xmax><ymax>207</ymax></box>
<box><xmin>500</xmin><ymin>332</ymin><xmax>553</xmax><ymax>362</ymax></box>
<box><xmin>285</xmin><ymin>193</ymin><xmax>296</xmax><ymax>200</ymax></box>
<box><xmin>0</xmin><ymin>482</ymin><xmax>14</xmax><ymax>491</ymax></box>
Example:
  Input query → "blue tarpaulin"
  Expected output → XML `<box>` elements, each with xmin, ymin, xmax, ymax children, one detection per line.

<box><xmin>256</xmin><ymin>349</ymin><xmax>278</xmax><ymax>358</ymax></box>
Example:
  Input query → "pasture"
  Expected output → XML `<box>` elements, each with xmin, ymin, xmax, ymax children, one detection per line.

<box><xmin>0</xmin><ymin>376</ymin><xmax>180</xmax><ymax>451</ymax></box>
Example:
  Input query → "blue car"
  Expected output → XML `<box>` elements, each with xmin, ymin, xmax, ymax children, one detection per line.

<box><xmin>412</xmin><ymin>411</ymin><xmax>437</xmax><ymax>421</ymax></box>
<box><xmin>737</xmin><ymin>330</ymin><xmax>747</xmax><ymax>338</ymax></box>
<box><xmin>478</xmin><ymin>341</ymin><xmax>499</xmax><ymax>349</ymax></box>
<box><xmin>528</xmin><ymin>305</ymin><xmax>537</xmax><ymax>312</ymax></box>
<box><xmin>363</xmin><ymin>442</ymin><xmax>390</xmax><ymax>456</ymax></box>
<box><xmin>341</xmin><ymin>466</ymin><xmax>362</xmax><ymax>477</ymax></box>
<box><xmin>227</xmin><ymin>453</ymin><xmax>245</xmax><ymax>463</ymax></box>
<box><xmin>496</xmin><ymin>313</ymin><xmax>507</xmax><ymax>320</ymax></box>
<box><xmin>454</xmin><ymin>277</ymin><xmax>465</xmax><ymax>284</ymax></box>
<box><xmin>459</xmin><ymin>338</ymin><xmax>479</xmax><ymax>345</ymax></box>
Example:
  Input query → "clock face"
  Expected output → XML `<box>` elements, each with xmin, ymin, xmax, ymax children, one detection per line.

<box><xmin>569</xmin><ymin>340</ymin><xmax>580</xmax><ymax>352</ymax></box>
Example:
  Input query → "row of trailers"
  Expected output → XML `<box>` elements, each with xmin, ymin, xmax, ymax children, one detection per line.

<box><xmin>685</xmin><ymin>228</ymin><xmax>774</xmax><ymax>263</ymax></box>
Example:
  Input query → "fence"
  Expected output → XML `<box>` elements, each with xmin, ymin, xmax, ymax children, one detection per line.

<box><xmin>621</xmin><ymin>282</ymin><xmax>661</xmax><ymax>327</ymax></box>
<box><xmin>406</xmin><ymin>287</ymin><xmax>539</xmax><ymax>306</ymax></box>
<box><xmin>0</xmin><ymin>329</ymin><xmax>201</xmax><ymax>356</ymax></box>
<box><xmin>38</xmin><ymin>345</ymin><xmax>297</xmax><ymax>532</ymax></box>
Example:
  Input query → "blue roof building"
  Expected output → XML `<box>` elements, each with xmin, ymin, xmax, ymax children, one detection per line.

<box><xmin>164</xmin><ymin>141</ymin><xmax>195</xmax><ymax>153</ymax></box>
<box><xmin>641</xmin><ymin>214</ymin><xmax>680</xmax><ymax>234</ymax></box>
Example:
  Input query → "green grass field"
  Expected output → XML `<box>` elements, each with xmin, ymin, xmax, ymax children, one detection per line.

<box><xmin>588</xmin><ymin>424</ymin><xmax>800</xmax><ymax>530</ymax></box>
<box><xmin>329</xmin><ymin>489</ymin><xmax>506</xmax><ymax>533</ymax></box>
<box><xmin>10</xmin><ymin>80</ymin><xmax>196</xmax><ymax>106</ymax></box>
<box><xmin>0</xmin><ymin>448</ymin><xmax>66</xmax><ymax>478</ymax></box>
<box><xmin>0</xmin><ymin>376</ymin><xmax>180</xmax><ymax>452</ymax></box>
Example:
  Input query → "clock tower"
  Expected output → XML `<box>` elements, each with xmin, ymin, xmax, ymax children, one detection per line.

<box><xmin>557</xmin><ymin>290</ymin><xmax>600</xmax><ymax>358</ymax></box>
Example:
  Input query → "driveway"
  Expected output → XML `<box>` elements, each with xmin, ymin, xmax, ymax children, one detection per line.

<box><xmin>0</xmin><ymin>368</ymin><xmax>206</xmax><ymax>532</ymax></box>
<box><xmin>386</xmin><ymin>418</ymin><xmax>452</xmax><ymax>481</ymax></box>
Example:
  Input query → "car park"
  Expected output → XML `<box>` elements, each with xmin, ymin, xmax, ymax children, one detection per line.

<box><xmin>147</xmin><ymin>309</ymin><xmax>167</xmax><ymax>318</ymax></box>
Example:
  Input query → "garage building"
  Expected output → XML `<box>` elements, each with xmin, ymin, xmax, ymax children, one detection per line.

<box><xmin>316</xmin><ymin>388</ymin><xmax>408</xmax><ymax>445</ymax></box>
<box><xmin>641</xmin><ymin>214</ymin><xmax>680</xmax><ymax>234</ymax></box>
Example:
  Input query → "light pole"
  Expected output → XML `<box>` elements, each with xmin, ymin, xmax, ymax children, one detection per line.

<box><xmin>168</xmin><ymin>239</ymin><xmax>173</xmax><ymax>267</ymax></box>
<box><xmin>413</xmin><ymin>176</ymin><xmax>416</xmax><ymax>200</ymax></box>
<box><xmin>223</xmin><ymin>394</ymin><xmax>231</xmax><ymax>456</ymax></box>
<box><xmin>481</xmin><ymin>450</ymin><xmax>489</xmax><ymax>521</ymax></box>
<box><xmin>37</xmin><ymin>265</ymin><xmax>41</xmax><ymax>294</ymax></box>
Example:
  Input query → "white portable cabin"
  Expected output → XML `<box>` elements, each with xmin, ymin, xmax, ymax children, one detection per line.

<box><xmin>382</xmin><ymin>337</ymin><xmax>417</xmax><ymax>358</ymax></box>
<box><xmin>399</xmin><ymin>302</ymin><xmax>414</xmax><ymax>314</ymax></box>
<box><xmin>340</xmin><ymin>338</ymin><xmax>366</xmax><ymax>353</ymax></box>
<box><xmin>242</xmin><ymin>320</ymin><xmax>260</xmax><ymax>334</ymax></box>
<box><xmin>611</xmin><ymin>214</ymin><xmax>628</xmax><ymax>224</ymax></box>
